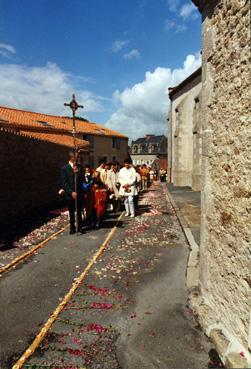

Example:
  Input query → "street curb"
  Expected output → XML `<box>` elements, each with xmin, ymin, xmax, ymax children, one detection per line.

<box><xmin>210</xmin><ymin>329</ymin><xmax>249</xmax><ymax>368</ymax></box>
<box><xmin>165</xmin><ymin>186</ymin><xmax>199</xmax><ymax>290</ymax></box>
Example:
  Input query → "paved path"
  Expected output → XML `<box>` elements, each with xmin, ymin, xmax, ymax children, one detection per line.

<box><xmin>166</xmin><ymin>184</ymin><xmax>201</xmax><ymax>245</ymax></box>
<box><xmin>0</xmin><ymin>214</ymin><xmax>121</xmax><ymax>368</ymax></box>
<box><xmin>3</xmin><ymin>183</ymin><xmax>215</xmax><ymax>369</ymax></box>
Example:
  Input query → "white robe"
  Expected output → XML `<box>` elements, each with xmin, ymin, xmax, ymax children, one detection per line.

<box><xmin>118</xmin><ymin>167</ymin><xmax>137</xmax><ymax>196</ymax></box>
<box><xmin>107</xmin><ymin>170</ymin><xmax>120</xmax><ymax>199</ymax></box>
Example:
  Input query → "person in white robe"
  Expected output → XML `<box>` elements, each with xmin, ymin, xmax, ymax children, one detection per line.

<box><xmin>119</xmin><ymin>159</ymin><xmax>137</xmax><ymax>217</ymax></box>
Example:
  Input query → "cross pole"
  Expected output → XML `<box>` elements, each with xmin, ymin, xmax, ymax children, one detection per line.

<box><xmin>64</xmin><ymin>94</ymin><xmax>84</xmax><ymax>231</ymax></box>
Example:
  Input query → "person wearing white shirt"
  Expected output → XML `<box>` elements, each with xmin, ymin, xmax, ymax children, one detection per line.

<box><xmin>107</xmin><ymin>162</ymin><xmax>121</xmax><ymax>211</ymax></box>
<box><xmin>96</xmin><ymin>160</ymin><xmax>107</xmax><ymax>185</ymax></box>
<box><xmin>119</xmin><ymin>159</ymin><xmax>137</xmax><ymax>217</ymax></box>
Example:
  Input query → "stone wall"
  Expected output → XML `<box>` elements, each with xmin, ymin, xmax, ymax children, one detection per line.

<box><xmin>0</xmin><ymin>129</ymin><xmax>71</xmax><ymax>226</ymax></box>
<box><xmin>193</xmin><ymin>0</ymin><xmax>251</xmax><ymax>360</ymax></box>
<box><xmin>192</xmin><ymin>93</ymin><xmax>202</xmax><ymax>190</ymax></box>
<box><xmin>168</xmin><ymin>73</ymin><xmax>202</xmax><ymax>188</ymax></box>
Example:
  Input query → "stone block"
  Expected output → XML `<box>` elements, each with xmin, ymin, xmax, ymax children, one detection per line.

<box><xmin>187</xmin><ymin>266</ymin><xmax>199</xmax><ymax>289</ymax></box>
<box><xmin>225</xmin><ymin>352</ymin><xmax>248</xmax><ymax>369</ymax></box>
<box><xmin>210</xmin><ymin>329</ymin><xmax>230</xmax><ymax>356</ymax></box>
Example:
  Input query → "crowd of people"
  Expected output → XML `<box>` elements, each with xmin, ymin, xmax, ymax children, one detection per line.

<box><xmin>60</xmin><ymin>151</ymin><xmax>167</xmax><ymax>235</ymax></box>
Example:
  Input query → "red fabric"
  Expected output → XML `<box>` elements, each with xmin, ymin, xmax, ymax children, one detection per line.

<box><xmin>84</xmin><ymin>189</ymin><xmax>95</xmax><ymax>217</ymax></box>
<box><xmin>94</xmin><ymin>189</ymin><xmax>107</xmax><ymax>217</ymax></box>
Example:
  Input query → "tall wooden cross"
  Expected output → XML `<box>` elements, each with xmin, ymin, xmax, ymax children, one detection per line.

<box><xmin>64</xmin><ymin>94</ymin><xmax>83</xmax><ymax>231</ymax></box>
<box><xmin>64</xmin><ymin>94</ymin><xmax>83</xmax><ymax>156</ymax></box>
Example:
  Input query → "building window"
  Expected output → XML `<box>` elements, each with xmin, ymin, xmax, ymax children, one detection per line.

<box><xmin>112</xmin><ymin>138</ymin><xmax>120</xmax><ymax>149</ymax></box>
<box><xmin>83</xmin><ymin>134</ymin><xmax>94</xmax><ymax>148</ymax></box>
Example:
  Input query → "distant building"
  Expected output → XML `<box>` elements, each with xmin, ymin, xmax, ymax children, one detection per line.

<box><xmin>0</xmin><ymin>106</ymin><xmax>128</xmax><ymax>168</ymax></box>
<box><xmin>130</xmin><ymin>134</ymin><xmax>167</xmax><ymax>168</ymax></box>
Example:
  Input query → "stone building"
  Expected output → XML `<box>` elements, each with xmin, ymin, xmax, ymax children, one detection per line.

<box><xmin>0</xmin><ymin>106</ymin><xmax>128</xmax><ymax>225</ymax></box>
<box><xmin>172</xmin><ymin>1</ymin><xmax>251</xmax><ymax>367</ymax></box>
<box><xmin>130</xmin><ymin>134</ymin><xmax>168</xmax><ymax>169</ymax></box>
<box><xmin>0</xmin><ymin>106</ymin><xmax>128</xmax><ymax>168</ymax></box>
<box><xmin>168</xmin><ymin>68</ymin><xmax>202</xmax><ymax>189</ymax></box>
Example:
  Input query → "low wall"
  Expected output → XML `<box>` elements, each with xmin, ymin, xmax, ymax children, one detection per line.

<box><xmin>0</xmin><ymin>129</ymin><xmax>70</xmax><ymax>226</ymax></box>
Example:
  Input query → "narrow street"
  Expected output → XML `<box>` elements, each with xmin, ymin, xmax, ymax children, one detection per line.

<box><xmin>1</xmin><ymin>183</ymin><xmax>214</xmax><ymax>369</ymax></box>
<box><xmin>0</xmin><ymin>214</ymin><xmax>121</xmax><ymax>368</ymax></box>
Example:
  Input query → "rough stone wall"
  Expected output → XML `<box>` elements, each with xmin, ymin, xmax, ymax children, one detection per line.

<box><xmin>192</xmin><ymin>93</ymin><xmax>202</xmax><ymax>190</ymax></box>
<box><xmin>174</xmin><ymin>96</ymin><xmax>193</xmax><ymax>186</ymax></box>
<box><xmin>167</xmin><ymin>112</ymin><xmax>172</xmax><ymax>181</ymax></box>
<box><xmin>168</xmin><ymin>81</ymin><xmax>202</xmax><ymax>187</ymax></box>
<box><xmin>198</xmin><ymin>0</ymin><xmax>251</xmax><ymax>350</ymax></box>
<box><xmin>0</xmin><ymin>130</ymin><xmax>70</xmax><ymax>226</ymax></box>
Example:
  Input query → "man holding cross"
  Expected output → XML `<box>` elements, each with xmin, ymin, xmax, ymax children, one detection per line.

<box><xmin>61</xmin><ymin>151</ymin><xmax>84</xmax><ymax>234</ymax></box>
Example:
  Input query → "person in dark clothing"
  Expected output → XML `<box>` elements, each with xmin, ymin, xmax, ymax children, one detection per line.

<box><xmin>61</xmin><ymin>151</ymin><xmax>84</xmax><ymax>234</ymax></box>
<box><xmin>82</xmin><ymin>165</ymin><xmax>94</xmax><ymax>227</ymax></box>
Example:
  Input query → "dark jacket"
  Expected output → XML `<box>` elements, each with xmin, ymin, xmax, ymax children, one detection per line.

<box><xmin>61</xmin><ymin>163</ymin><xmax>84</xmax><ymax>200</ymax></box>
<box><xmin>61</xmin><ymin>163</ymin><xmax>75</xmax><ymax>200</ymax></box>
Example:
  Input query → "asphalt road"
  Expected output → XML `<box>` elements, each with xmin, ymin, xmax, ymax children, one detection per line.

<box><xmin>0</xmin><ymin>184</ymin><xmax>215</xmax><ymax>369</ymax></box>
<box><xmin>0</xmin><ymin>215</ymin><xmax>120</xmax><ymax>368</ymax></box>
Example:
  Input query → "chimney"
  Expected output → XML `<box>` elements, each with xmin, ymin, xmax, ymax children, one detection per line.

<box><xmin>146</xmin><ymin>134</ymin><xmax>154</xmax><ymax>140</ymax></box>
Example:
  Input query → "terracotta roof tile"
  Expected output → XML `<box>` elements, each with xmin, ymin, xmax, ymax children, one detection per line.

<box><xmin>0</xmin><ymin>106</ymin><xmax>127</xmax><ymax>138</ymax></box>
<box><xmin>20</xmin><ymin>130</ymin><xmax>88</xmax><ymax>149</ymax></box>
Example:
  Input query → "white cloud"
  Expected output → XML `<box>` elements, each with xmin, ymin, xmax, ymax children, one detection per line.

<box><xmin>0</xmin><ymin>62</ymin><xmax>102</xmax><ymax>115</ymax></box>
<box><xmin>106</xmin><ymin>53</ymin><xmax>201</xmax><ymax>140</ymax></box>
<box><xmin>166</xmin><ymin>0</ymin><xmax>180</xmax><ymax>12</ymax></box>
<box><xmin>175</xmin><ymin>24</ymin><xmax>188</xmax><ymax>33</ymax></box>
<box><xmin>0</xmin><ymin>42</ymin><xmax>16</xmax><ymax>59</ymax></box>
<box><xmin>180</xmin><ymin>3</ymin><xmax>198</xmax><ymax>19</ymax></box>
<box><xmin>111</xmin><ymin>40</ymin><xmax>129</xmax><ymax>53</ymax></box>
<box><xmin>164</xmin><ymin>19</ymin><xmax>175</xmax><ymax>31</ymax></box>
<box><xmin>164</xmin><ymin>19</ymin><xmax>187</xmax><ymax>33</ymax></box>
<box><xmin>123</xmin><ymin>49</ymin><xmax>140</xmax><ymax>60</ymax></box>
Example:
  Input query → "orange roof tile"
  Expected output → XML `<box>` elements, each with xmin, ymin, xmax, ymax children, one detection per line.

<box><xmin>0</xmin><ymin>106</ymin><xmax>127</xmax><ymax>138</ymax></box>
<box><xmin>20</xmin><ymin>130</ymin><xmax>88</xmax><ymax>149</ymax></box>
<box><xmin>1</xmin><ymin>125</ymin><xmax>89</xmax><ymax>150</ymax></box>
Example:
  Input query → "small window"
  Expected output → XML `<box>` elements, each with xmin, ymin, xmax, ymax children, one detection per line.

<box><xmin>112</xmin><ymin>138</ymin><xmax>120</xmax><ymax>149</ymax></box>
<box><xmin>37</xmin><ymin>120</ymin><xmax>53</xmax><ymax>127</ymax></box>
<box><xmin>83</xmin><ymin>134</ymin><xmax>94</xmax><ymax>147</ymax></box>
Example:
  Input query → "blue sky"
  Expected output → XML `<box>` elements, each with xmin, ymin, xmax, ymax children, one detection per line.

<box><xmin>0</xmin><ymin>0</ymin><xmax>201</xmax><ymax>139</ymax></box>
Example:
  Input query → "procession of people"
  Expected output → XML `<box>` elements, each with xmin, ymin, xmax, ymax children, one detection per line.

<box><xmin>60</xmin><ymin>152</ymin><xmax>166</xmax><ymax>235</ymax></box>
